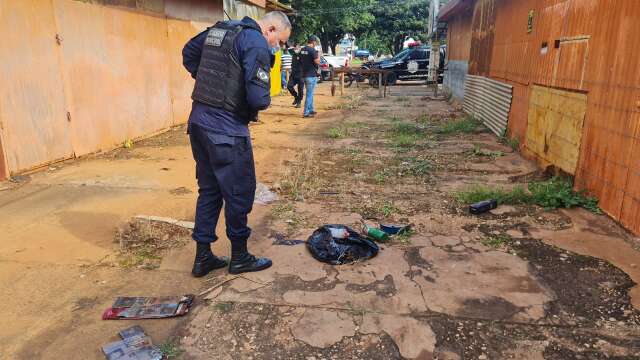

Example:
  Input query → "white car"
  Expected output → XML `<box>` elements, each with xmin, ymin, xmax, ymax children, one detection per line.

<box><xmin>322</xmin><ymin>55</ymin><xmax>347</xmax><ymax>69</ymax></box>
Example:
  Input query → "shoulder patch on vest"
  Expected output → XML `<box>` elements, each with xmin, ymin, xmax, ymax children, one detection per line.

<box><xmin>257</xmin><ymin>68</ymin><xmax>269</xmax><ymax>83</ymax></box>
<box><xmin>205</xmin><ymin>28</ymin><xmax>228</xmax><ymax>47</ymax></box>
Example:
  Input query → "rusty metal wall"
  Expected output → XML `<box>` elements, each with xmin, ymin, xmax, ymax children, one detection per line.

<box><xmin>466</xmin><ymin>0</ymin><xmax>640</xmax><ymax>234</ymax></box>
<box><xmin>447</xmin><ymin>9</ymin><xmax>473</xmax><ymax>61</ymax></box>
<box><xmin>0</xmin><ymin>0</ymin><xmax>75</xmax><ymax>174</ymax></box>
<box><xmin>0</xmin><ymin>0</ymin><xmax>223</xmax><ymax>177</ymax></box>
<box><xmin>468</xmin><ymin>0</ymin><xmax>496</xmax><ymax>77</ymax></box>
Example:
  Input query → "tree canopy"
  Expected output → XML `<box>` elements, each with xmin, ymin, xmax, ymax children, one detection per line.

<box><xmin>290</xmin><ymin>0</ymin><xmax>430</xmax><ymax>55</ymax></box>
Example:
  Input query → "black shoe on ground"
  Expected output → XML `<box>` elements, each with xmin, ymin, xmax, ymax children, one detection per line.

<box><xmin>295</xmin><ymin>102</ymin><xmax>301</xmax><ymax>108</ymax></box>
<box><xmin>311</xmin><ymin>111</ymin><xmax>317</xmax><ymax>115</ymax></box>
<box><xmin>229</xmin><ymin>253</ymin><xmax>272</xmax><ymax>274</ymax></box>
<box><xmin>192</xmin><ymin>253</ymin><xmax>229</xmax><ymax>278</ymax></box>
<box><xmin>292</xmin><ymin>99</ymin><xmax>298</xmax><ymax>105</ymax></box>
<box><xmin>303</xmin><ymin>113</ymin><xmax>315</xmax><ymax>118</ymax></box>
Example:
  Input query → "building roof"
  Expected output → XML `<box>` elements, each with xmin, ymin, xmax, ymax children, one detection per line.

<box><xmin>438</xmin><ymin>0</ymin><xmax>474</xmax><ymax>22</ymax></box>
<box><xmin>266</xmin><ymin>0</ymin><xmax>294</xmax><ymax>14</ymax></box>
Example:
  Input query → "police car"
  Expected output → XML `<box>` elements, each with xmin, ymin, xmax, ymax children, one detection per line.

<box><xmin>368</xmin><ymin>45</ymin><xmax>445</xmax><ymax>85</ymax></box>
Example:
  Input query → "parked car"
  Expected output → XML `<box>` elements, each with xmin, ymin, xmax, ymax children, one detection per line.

<box><xmin>354</xmin><ymin>49</ymin><xmax>371</xmax><ymax>59</ymax></box>
<box><xmin>319</xmin><ymin>57</ymin><xmax>331</xmax><ymax>82</ymax></box>
<box><xmin>368</xmin><ymin>45</ymin><xmax>445</xmax><ymax>85</ymax></box>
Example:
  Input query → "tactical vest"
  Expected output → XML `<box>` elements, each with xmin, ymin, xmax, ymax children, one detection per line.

<box><xmin>192</xmin><ymin>21</ymin><xmax>260</xmax><ymax>120</ymax></box>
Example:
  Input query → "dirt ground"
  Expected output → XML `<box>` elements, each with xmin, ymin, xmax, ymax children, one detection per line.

<box><xmin>1</xmin><ymin>82</ymin><xmax>640</xmax><ymax>359</ymax></box>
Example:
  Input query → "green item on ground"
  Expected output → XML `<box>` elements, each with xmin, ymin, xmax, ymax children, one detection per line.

<box><xmin>365</xmin><ymin>226</ymin><xmax>389</xmax><ymax>242</ymax></box>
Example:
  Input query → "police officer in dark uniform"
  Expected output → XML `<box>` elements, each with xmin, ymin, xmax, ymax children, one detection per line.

<box><xmin>286</xmin><ymin>43</ymin><xmax>304</xmax><ymax>108</ymax></box>
<box><xmin>182</xmin><ymin>12</ymin><xmax>291</xmax><ymax>277</ymax></box>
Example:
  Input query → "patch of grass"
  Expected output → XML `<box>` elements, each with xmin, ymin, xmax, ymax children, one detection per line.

<box><xmin>373</xmin><ymin>169</ymin><xmax>391</xmax><ymax>184</ymax></box>
<box><xmin>159</xmin><ymin>340</ymin><xmax>184</xmax><ymax>359</ymax></box>
<box><xmin>416</xmin><ymin>113</ymin><xmax>432</xmax><ymax>125</ymax></box>
<box><xmin>454</xmin><ymin>177</ymin><xmax>602</xmax><ymax>213</ymax></box>
<box><xmin>327</xmin><ymin>94</ymin><xmax>364</xmax><ymax>111</ymax></box>
<box><xmin>270</xmin><ymin>203</ymin><xmax>306</xmax><ymax>234</ymax></box>
<box><xmin>379</xmin><ymin>201</ymin><xmax>399</xmax><ymax>217</ymax></box>
<box><xmin>398</xmin><ymin>157</ymin><xmax>431</xmax><ymax>177</ymax></box>
<box><xmin>481</xmin><ymin>234</ymin><xmax>511</xmax><ymax>248</ymax></box>
<box><xmin>528</xmin><ymin>177</ymin><xmax>601</xmax><ymax>213</ymax></box>
<box><xmin>500</xmin><ymin>135</ymin><xmax>520</xmax><ymax>151</ymax></box>
<box><xmin>214</xmin><ymin>301</ymin><xmax>233</xmax><ymax>313</ymax></box>
<box><xmin>472</xmin><ymin>144</ymin><xmax>504</xmax><ymax>158</ymax></box>
<box><xmin>327</xmin><ymin>122</ymin><xmax>367</xmax><ymax>139</ymax></box>
<box><xmin>439</xmin><ymin>115</ymin><xmax>483</xmax><ymax>135</ymax></box>
<box><xmin>391</xmin><ymin>133</ymin><xmax>420</xmax><ymax>149</ymax></box>
<box><xmin>278</xmin><ymin>147</ymin><xmax>324</xmax><ymax>201</ymax></box>
<box><xmin>327</xmin><ymin>127</ymin><xmax>345</xmax><ymax>139</ymax></box>
<box><xmin>389</xmin><ymin>121</ymin><xmax>426</xmax><ymax>150</ymax></box>
<box><xmin>394</xmin><ymin>96</ymin><xmax>410</xmax><ymax>102</ymax></box>
<box><xmin>454</xmin><ymin>184</ymin><xmax>530</xmax><ymax>205</ymax></box>
<box><xmin>395</xmin><ymin>228</ymin><xmax>415</xmax><ymax>245</ymax></box>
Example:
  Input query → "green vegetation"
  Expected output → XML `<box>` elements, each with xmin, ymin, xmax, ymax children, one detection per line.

<box><xmin>279</xmin><ymin>147</ymin><xmax>323</xmax><ymax>201</ymax></box>
<box><xmin>481</xmin><ymin>234</ymin><xmax>511</xmax><ymax>248</ymax></box>
<box><xmin>327</xmin><ymin>127</ymin><xmax>345</xmax><ymax>139</ymax></box>
<box><xmin>454</xmin><ymin>177</ymin><xmax>602</xmax><ymax>213</ymax></box>
<box><xmin>500</xmin><ymin>135</ymin><xmax>520</xmax><ymax>151</ymax></box>
<box><xmin>395</xmin><ymin>228</ymin><xmax>415</xmax><ymax>245</ymax></box>
<box><xmin>159</xmin><ymin>340</ymin><xmax>184</xmax><ymax>359</ymax></box>
<box><xmin>439</xmin><ymin>116</ymin><xmax>483</xmax><ymax>135</ymax></box>
<box><xmin>416</xmin><ymin>113</ymin><xmax>432</xmax><ymax>125</ymax></box>
<box><xmin>394</xmin><ymin>96</ymin><xmax>410</xmax><ymax>102</ymax></box>
<box><xmin>398</xmin><ymin>157</ymin><xmax>431</xmax><ymax>177</ymax></box>
<box><xmin>389</xmin><ymin>121</ymin><xmax>426</xmax><ymax>150</ymax></box>
<box><xmin>528</xmin><ymin>177</ymin><xmax>601</xmax><ymax>213</ymax></box>
<box><xmin>472</xmin><ymin>144</ymin><xmax>504</xmax><ymax>159</ymax></box>
<box><xmin>379</xmin><ymin>201</ymin><xmax>399</xmax><ymax>217</ymax></box>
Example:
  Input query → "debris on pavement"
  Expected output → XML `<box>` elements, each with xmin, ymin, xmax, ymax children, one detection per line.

<box><xmin>255</xmin><ymin>182</ymin><xmax>279</xmax><ymax>205</ymax></box>
<box><xmin>102</xmin><ymin>325</ymin><xmax>162</xmax><ymax>360</ymax></box>
<box><xmin>271</xmin><ymin>232</ymin><xmax>305</xmax><ymax>246</ymax></box>
<box><xmin>379</xmin><ymin>223</ymin><xmax>410</xmax><ymax>236</ymax></box>
<box><xmin>469</xmin><ymin>199</ymin><xmax>498</xmax><ymax>214</ymax></box>
<box><xmin>102</xmin><ymin>295</ymin><xmax>194</xmax><ymax>320</ymax></box>
<box><xmin>363</xmin><ymin>224</ymin><xmax>390</xmax><ymax>242</ymax></box>
<box><xmin>307</xmin><ymin>224</ymin><xmax>379</xmax><ymax>265</ymax></box>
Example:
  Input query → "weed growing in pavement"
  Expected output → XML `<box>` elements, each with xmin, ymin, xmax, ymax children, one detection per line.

<box><xmin>472</xmin><ymin>144</ymin><xmax>505</xmax><ymax>159</ymax></box>
<box><xmin>500</xmin><ymin>135</ymin><xmax>520</xmax><ymax>151</ymax></box>
<box><xmin>279</xmin><ymin>147</ymin><xmax>323</xmax><ymax>201</ymax></box>
<box><xmin>395</xmin><ymin>228</ymin><xmax>415</xmax><ymax>245</ymax></box>
<box><xmin>439</xmin><ymin>115</ymin><xmax>483</xmax><ymax>135</ymax></box>
<box><xmin>389</xmin><ymin>121</ymin><xmax>426</xmax><ymax>151</ymax></box>
<box><xmin>159</xmin><ymin>340</ymin><xmax>184</xmax><ymax>359</ymax></box>
<box><xmin>481</xmin><ymin>234</ymin><xmax>511</xmax><ymax>248</ymax></box>
<box><xmin>454</xmin><ymin>185</ymin><xmax>530</xmax><ymax>205</ymax></box>
<box><xmin>214</xmin><ymin>302</ymin><xmax>233</xmax><ymax>313</ymax></box>
<box><xmin>529</xmin><ymin>177</ymin><xmax>601</xmax><ymax>213</ymax></box>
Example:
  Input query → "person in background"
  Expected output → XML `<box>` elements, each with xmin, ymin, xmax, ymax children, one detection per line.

<box><xmin>281</xmin><ymin>43</ymin><xmax>292</xmax><ymax>89</ymax></box>
<box><xmin>300</xmin><ymin>35</ymin><xmax>320</xmax><ymax>118</ymax></box>
<box><xmin>286</xmin><ymin>42</ymin><xmax>304</xmax><ymax>108</ymax></box>
<box><xmin>182</xmin><ymin>11</ymin><xmax>291</xmax><ymax>277</ymax></box>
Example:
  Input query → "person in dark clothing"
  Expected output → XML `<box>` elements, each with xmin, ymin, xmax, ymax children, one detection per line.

<box><xmin>286</xmin><ymin>43</ymin><xmax>304</xmax><ymax>107</ymax></box>
<box><xmin>182</xmin><ymin>11</ymin><xmax>291</xmax><ymax>277</ymax></box>
<box><xmin>299</xmin><ymin>35</ymin><xmax>320</xmax><ymax>118</ymax></box>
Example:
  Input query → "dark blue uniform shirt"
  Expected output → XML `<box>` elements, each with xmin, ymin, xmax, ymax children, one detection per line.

<box><xmin>183</xmin><ymin>17</ymin><xmax>271</xmax><ymax>137</ymax></box>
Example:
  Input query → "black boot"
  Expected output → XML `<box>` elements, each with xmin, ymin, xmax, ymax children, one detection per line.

<box><xmin>229</xmin><ymin>253</ymin><xmax>272</xmax><ymax>274</ymax></box>
<box><xmin>192</xmin><ymin>243</ymin><xmax>229</xmax><ymax>278</ymax></box>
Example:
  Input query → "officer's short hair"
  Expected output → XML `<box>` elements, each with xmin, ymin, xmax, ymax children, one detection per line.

<box><xmin>262</xmin><ymin>11</ymin><xmax>292</xmax><ymax>31</ymax></box>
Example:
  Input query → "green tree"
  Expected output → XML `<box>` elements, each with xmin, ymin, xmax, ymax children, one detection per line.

<box><xmin>368</xmin><ymin>0</ymin><xmax>430</xmax><ymax>54</ymax></box>
<box><xmin>291</xmin><ymin>0</ymin><xmax>375</xmax><ymax>54</ymax></box>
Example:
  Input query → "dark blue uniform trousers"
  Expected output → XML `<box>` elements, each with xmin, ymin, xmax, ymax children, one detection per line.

<box><xmin>188</xmin><ymin>123</ymin><xmax>257</xmax><ymax>246</ymax></box>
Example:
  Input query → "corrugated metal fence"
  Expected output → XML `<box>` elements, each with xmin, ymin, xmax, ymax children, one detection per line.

<box><xmin>463</xmin><ymin>75</ymin><xmax>513</xmax><ymax>136</ymax></box>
